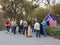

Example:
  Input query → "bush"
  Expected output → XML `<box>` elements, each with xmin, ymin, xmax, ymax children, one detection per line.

<box><xmin>47</xmin><ymin>26</ymin><xmax>60</xmax><ymax>39</ymax></box>
<box><xmin>0</xmin><ymin>26</ymin><xmax>6</xmax><ymax>31</ymax></box>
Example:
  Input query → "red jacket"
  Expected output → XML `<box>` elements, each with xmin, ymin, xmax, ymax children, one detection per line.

<box><xmin>5</xmin><ymin>21</ymin><xmax>11</xmax><ymax>26</ymax></box>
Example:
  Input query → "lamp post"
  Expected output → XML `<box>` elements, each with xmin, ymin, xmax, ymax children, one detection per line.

<box><xmin>56</xmin><ymin>14</ymin><xmax>58</xmax><ymax>24</ymax></box>
<box><xmin>0</xmin><ymin>5</ymin><xmax>3</xmax><ymax>31</ymax></box>
<box><xmin>22</xmin><ymin>8</ymin><xmax>26</xmax><ymax>16</ymax></box>
<box><xmin>56</xmin><ymin>14</ymin><xmax>59</xmax><ymax>38</ymax></box>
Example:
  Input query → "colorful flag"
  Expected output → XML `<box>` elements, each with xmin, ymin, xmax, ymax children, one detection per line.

<box><xmin>49</xmin><ymin>16</ymin><xmax>57</xmax><ymax>27</ymax></box>
<box><xmin>44</xmin><ymin>13</ymin><xmax>57</xmax><ymax>27</ymax></box>
<box><xmin>45</xmin><ymin>13</ymin><xmax>53</xmax><ymax>21</ymax></box>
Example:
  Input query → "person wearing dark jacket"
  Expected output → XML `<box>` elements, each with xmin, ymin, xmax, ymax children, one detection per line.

<box><xmin>17</xmin><ymin>19</ymin><xmax>20</xmax><ymax>33</ymax></box>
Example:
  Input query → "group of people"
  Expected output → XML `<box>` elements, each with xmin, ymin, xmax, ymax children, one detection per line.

<box><xmin>5</xmin><ymin>18</ymin><xmax>47</xmax><ymax>37</ymax></box>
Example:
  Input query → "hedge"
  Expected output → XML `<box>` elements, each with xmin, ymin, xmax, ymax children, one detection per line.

<box><xmin>0</xmin><ymin>26</ymin><xmax>6</xmax><ymax>30</ymax></box>
<box><xmin>47</xmin><ymin>26</ymin><xmax>60</xmax><ymax>39</ymax></box>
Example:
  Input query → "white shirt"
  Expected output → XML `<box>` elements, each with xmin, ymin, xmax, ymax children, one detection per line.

<box><xmin>20</xmin><ymin>20</ymin><xmax>23</xmax><ymax>25</ymax></box>
<box><xmin>34</xmin><ymin>22</ymin><xmax>40</xmax><ymax>30</ymax></box>
<box><xmin>23</xmin><ymin>21</ymin><xmax>28</xmax><ymax>27</ymax></box>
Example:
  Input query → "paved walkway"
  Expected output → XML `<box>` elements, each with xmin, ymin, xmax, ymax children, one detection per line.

<box><xmin>0</xmin><ymin>31</ymin><xmax>60</xmax><ymax>45</ymax></box>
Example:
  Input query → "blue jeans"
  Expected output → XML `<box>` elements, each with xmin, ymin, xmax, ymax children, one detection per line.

<box><xmin>43</xmin><ymin>28</ymin><xmax>47</xmax><ymax>36</ymax></box>
<box><xmin>6</xmin><ymin>26</ymin><xmax>10</xmax><ymax>32</ymax></box>
<box><xmin>11</xmin><ymin>26</ymin><xmax>14</xmax><ymax>32</ymax></box>
<box><xmin>36</xmin><ymin>30</ymin><xmax>40</xmax><ymax>37</ymax></box>
<box><xmin>23</xmin><ymin>27</ymin><xmax>28</xmax><ymax>36</ymax></box>
<box><xmin>13</xmin><ymin>26</ymin><xmax>16</xmax><ymax>34</ymax></box>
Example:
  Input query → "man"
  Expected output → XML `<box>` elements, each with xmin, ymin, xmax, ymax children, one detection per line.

<box><xmin>19</xmin><ymin>19</ymin><xmax>23</xmax><ymax>34</ymax></box>
<box><xmin>23</xmin><ymin>19</ymin><xmax>28</xmax><ymax>36</ymax></box>
<box><xmin>17</xmin><ymin>19</ymin><xmax>20</xmax><ymax>33</ymax></box>
<box><xmin>32</xmin><ymin>21</ymin><xmax>35</xmax><ymax>32</ymax></box>
<box><xmin>34</xmin><ymin>20</ymin><xmax>40</xmax><ymax>37</ymax></box>
<box><xmin>41</xmin><ymin>19</ymin><xmax>47</xmax><ymax>37</ymax></box>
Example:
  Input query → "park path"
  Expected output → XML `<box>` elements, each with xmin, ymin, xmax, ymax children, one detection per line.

<box><xmin>0</xmin><ymin>31</ymin><xmax>60</xmax><ymax>45</ymax></box>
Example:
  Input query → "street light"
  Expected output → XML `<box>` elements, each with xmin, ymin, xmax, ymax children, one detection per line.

<box><xmin>56</xmin><ymin>14</ymin><xmax>59</xmax><ymax>38</ymax></box>
<box><xmin>0</xmin><ymin>5</ymin><xmax>3</xmax><ymax>31</ymax></box>
<box><xmin>0</xmin><ymin>5</ymin><xmax>3</xmax><ymax>13</ymax></box>
<box><xmin>22</xmin><ymin>8</ymin><xmax>25</xmax><ymax>16</ymax></box>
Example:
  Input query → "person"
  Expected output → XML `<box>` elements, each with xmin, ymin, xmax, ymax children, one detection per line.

<box><xmin>28</xmin><ymin>21</ymin><xmax>31</xmax><ymax>37</ymax></box>
<box><xmin>32</xmin><ymin>20</ymin><xmax>35</xmax><ymax>32</ymax></box>
<box><xmin>16</xmin><ymin>19</ymin><xmax>20</xmax><ymax>33</ymax></box>
<box><xmin>13</xmin><ymin>19</ymin><xmax>17</xmax><ymax>34</ymax></box>
<box><xmin>41</xmin><ymin>19</ymin><xmax>47</xmax><ymax>37</ymax></box>
<box><xmin>11</xmin><ymin>19</ymin><xmax>14</xmax><ymax>32</ymax></box>
<box><xmin>34</xmin><ymin>20</ymin><xmax>40</xmax><ymax>37</ymax></box>
<box><xmin>40</xmin><ymin>20</ymin><xmax>43</xmax><ymax>35</ymax></box>
<box><xmin>40</xmin><ymin>23</ymin><xmax>43</xmax><ymax>34</ymax></box>
<box><xmin>5</xmin><ymin>18</ymin><xmax>11</xmax><ymax>32</ymax></box>
<box><xmin>23</xmin><ymin>19</ymin><xmax>28</xmax><ymax>36</ymax></box>
<box><xmin>19</xmin><ymin>19</ymin><xmax>23</xmax><ymax>34</ymax></box>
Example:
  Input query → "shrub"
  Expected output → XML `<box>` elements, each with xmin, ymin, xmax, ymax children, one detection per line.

<box><xmin>47</xmin><ymin>26</ymin><xmax>60</xmax><ymax>39</ymax></box>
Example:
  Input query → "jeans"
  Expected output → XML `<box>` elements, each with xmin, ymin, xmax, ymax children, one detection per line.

<box><xmin>13</xmin><ymin>26</ymin><xmax>16</xmax><ymax>34</ymax></box>
<box><xmin>32</xmin><ymin>26</ymin><xmax>34</xmax><ymax>32</ymax></box>
<box><xmin>6</xmin><ymin>26</ymin><xmax>10</xmax><ymax>32</ymax></box>
<box><xmin>36</xmin><ymin>30</ymin><xmax>40</xmax><ymax>37</ymax></box>
<box><xmin>11</xmin><ymin>26</ymin><xmax>14</xmax><ymax>32</ymax></box>
<box><xmin>43</xmin><ymin>28</ymin><xmax>47</xmax><ymax>36</ymax></box>
<box><xmin>23</xmin><ymin>27</ymin><xmax>28</xmax><ymax>36</ymax></box>
<box><xmin>19</xmin><ymin>25</ymin><xmax>23</xmax><ymax>34</ymax></box>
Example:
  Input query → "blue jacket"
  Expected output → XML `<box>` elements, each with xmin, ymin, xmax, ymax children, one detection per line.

<box><xmin>42</xmin><ymin>21</ymin><xmax>47</xmax><ymax>29</ymax></box>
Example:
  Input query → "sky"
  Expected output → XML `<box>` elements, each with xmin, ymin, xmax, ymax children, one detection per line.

<box><xmin>56</xmin><ymin>0</ymin><xmax>60</xmax><ymax>3</ymax></box>
<box><xmin>0</xmin><ymin>0</ymin><xmax>60</xmax><ymax>8</ymax></box>
<box><xmin>27</xmin><ymin>0</ymin><xmax>60</xmax><ymax>8</ymax></box>
<box><xmin>27</xmin><ymin>0</ymin><xmax>60</xmax><ymax>3</ymax></box>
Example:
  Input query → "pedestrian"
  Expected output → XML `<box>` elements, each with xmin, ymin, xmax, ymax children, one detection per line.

<box><xmin>5</xmin><ymin>18</ymin><xmax>11</xmax><ymax>32</ymax></box>
<box><xmin>23</xmin><ymin>19</ymin><xmax>28</xmax><ymax>36</ymax></box>
<box><xmin>40</xmin><ymin>20</ymin><xmax>43</xmax><ymax>35</ymax></box>
<box><xmin>41</xmin><ymin>19</ymin><xmax>47</xmax><ymax>37</ymax></box>
<box><xmin>13</xmin><ymin>19</ymin><xmax>17</xmax><ymax>34</ymax></box>
<box><xmin>19</xmin><ymin>19</ymin><xmax>23</xmax><ymax>34</ymax></box>
<box><xmin>34</xmin><ymin>20</ymin><xmax>40</xmax><ymax>37</ymax></box>
<box><xmin>11</xmin><ymin>19</ymin><xmax>14</xmax><ymax>32</ymax></box>
<box><xmin>32</xmin><ymin>20</ymin><xmax>35</xmax><ymax>32</ymax></box>
<box><xmin>16</xmin><ymin>19</ymin><xmax>20</xmax><ymax>33</ymax></box>
<box><xmin>28</xmin><ymin>21</ymin><xmax>31</xmax><ymax>37</ymax></box>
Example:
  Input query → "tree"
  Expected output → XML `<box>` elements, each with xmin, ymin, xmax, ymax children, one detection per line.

<box><xmin>31</xmin><ymin>8</ymin><xmax>49</xmax><ymax>21</ymax></box>
<box><xmin>1</xmin><ymin>0</ymin><xmax>25</xmax><ymax>18</ymax></box>
<box><xmin>1</xmin><ymin>0</ymin><xmax>37</xmax><ymax>19</ymax></box>
<box><xmin>52</xmin><ymin>4</ymin><xmax>60</xmax><ymax>23</ymax></box>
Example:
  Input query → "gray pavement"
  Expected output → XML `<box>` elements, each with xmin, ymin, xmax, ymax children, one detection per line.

<box><xmin>0</xmin><ymin>31</ymin><xmax>60</xmax><ymax>45</ymax></box>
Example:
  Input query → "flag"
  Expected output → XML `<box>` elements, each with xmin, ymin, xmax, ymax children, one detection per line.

<box><xmin>49</xmin><ymin>16</ymin><xmax>57</xmax><ymax>27</ymax></box>
<box><xmin>44</xmin><ymin>13</ymin><xmax>57</xmax><ymax>27</ymax></box>
<box><xmin>44</xmin><ymin>13</ymin><xmax>53</xmax><ymax>25</ymax></box>
<box><xmin>53</xmin><ymin>16</ymin><xmax>57</xmax><ymax>27</ymax></box>
<box><xmin>45</xmin><ymin>13</ymin><xmax>53</xmax><ymax>21</ymax></box>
